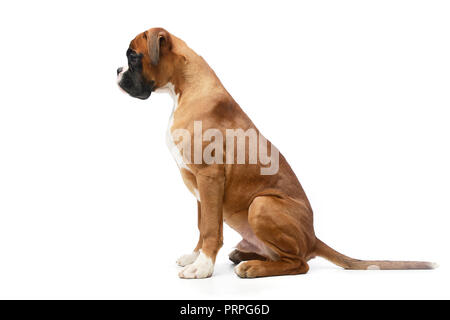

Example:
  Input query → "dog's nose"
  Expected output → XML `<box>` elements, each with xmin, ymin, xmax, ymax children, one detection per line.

<box><xmin>117</xmin><ymin>67</ymin><xmax>123</xmax><ymax>75</ymax></box>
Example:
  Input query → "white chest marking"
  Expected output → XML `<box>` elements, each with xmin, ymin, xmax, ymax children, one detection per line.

<box><xmin>158</xmin><ymin>83</ymin><xmax>189</xmax><ymax>171</ymax></box>
<box><xmin>157</xmin><ymin>83</ymin><xmax>200</xmax><ymax>201</ymax></box>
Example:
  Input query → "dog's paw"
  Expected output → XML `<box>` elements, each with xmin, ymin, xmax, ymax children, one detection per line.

<box><xmin>178</xmin><ymin>251</ymin><xmax>214</xmax><ymax>279</ymax></box>
<box><xmin>234</xmin><ymin>261</ymin><xmax>256</xmax><ymax>278</ymax></box>
<box><xmin>176</xmin><ymin>251</ymin><xmax>200</xmax><ymax>267</ymax></box>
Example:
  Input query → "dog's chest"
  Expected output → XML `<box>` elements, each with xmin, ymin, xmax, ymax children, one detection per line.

<box><xmin>163</xmin><ymin>87</ymin><xmax>200</xmax><ymax>201</ymax></box>
<box><xmin>166</xmin><ymin>107</ymin><xmax>187</xmax><ymax>170</ymax></box>
<box><xmin>159</xmin><ymin>84</ymin><xmax>184</xmax><ymax>169</ymax></box>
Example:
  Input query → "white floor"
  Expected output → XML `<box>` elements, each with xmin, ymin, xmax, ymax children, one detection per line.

<box><xmin>0</xmin><ymin>224</ymin><xmax>445</xmax><ymax>300</ymax></box>
<box><xmin>163</xmin><ymin>251</ymin><xmax>445</xmax><ymax>300</ymax></box>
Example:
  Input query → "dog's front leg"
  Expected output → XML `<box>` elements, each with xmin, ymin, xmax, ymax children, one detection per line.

<box><xmin>176</xmin><ymin>201</ymin><xmax>202</xmax><ymax>266</ymax></box>
<box><xmin>178</xmin><ymin>168</ymin><xmax>224</xmax><ymax>279</ymax></box>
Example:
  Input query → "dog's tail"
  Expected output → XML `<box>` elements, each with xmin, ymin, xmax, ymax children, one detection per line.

<box><xmin>314</xmin><ymin>238</ymin><xmax>437</xmax><ymax>270</ymax></box>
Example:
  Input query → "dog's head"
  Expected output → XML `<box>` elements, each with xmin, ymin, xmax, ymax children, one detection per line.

<box><xmin>117</xmin><ymin>27</ymin><xmax>179</xmax><ymax>100</ymax></box>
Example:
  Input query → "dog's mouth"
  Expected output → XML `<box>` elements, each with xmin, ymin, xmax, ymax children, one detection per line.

<box><xmin>117</xmin><ymin>68</ymin><xmax>154</xmax><ymax>100</ymax></box>
<box><xmin>117</xmin><ymin>82</ymin><xmax>151</xmax><ymax>100</ymax></box>
<box><xmin>135</xmin><ymin>91</ymin><xmax>152</xmax><ymax>100</ymax></box>
<box><xmin>119</xmin><ymin>85</ymin><xmax>153</xmax><ymax>100</ymax></box>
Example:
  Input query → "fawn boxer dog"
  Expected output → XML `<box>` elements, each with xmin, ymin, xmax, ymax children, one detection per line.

<box><xmin>117</xmin><ymin>27</ymin><xmax>436</xmax><ymax>278</ymax></box>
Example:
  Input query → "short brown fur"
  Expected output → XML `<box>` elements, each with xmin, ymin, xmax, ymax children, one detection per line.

<box><xmin>126</xmin><ymin>28</ymin><xmax>435</xmax><ymax>278</ymax></box>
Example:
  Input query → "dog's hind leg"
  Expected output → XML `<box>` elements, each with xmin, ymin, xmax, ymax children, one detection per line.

<box><xmin>228</xmin><ymin>249</ymin><xmax>266</xmax><ymax>264</ymax></box>
<box><xmin>234</xmin><ymin>196</ymin><xmax>314</xmax><ymax>278</ymax></box>
<box><xmin>235</xmin><ymin>259</ymin><xmax>308</xmax><ymax>278</ymax></box>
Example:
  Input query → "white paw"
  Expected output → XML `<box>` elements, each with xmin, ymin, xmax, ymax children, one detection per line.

<box><xmin>178</xmin><ymin>251</ymin><xmax>214</xmax><ymax>279</ymax></box>
<box><xmin>176</xmin><ymin>251</ymin><xmax>200</xmax><ymax>267</ymax></box>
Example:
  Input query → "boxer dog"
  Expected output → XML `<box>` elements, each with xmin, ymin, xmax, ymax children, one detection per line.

<box><xmin>117</xmin><ymin>27</ymin><xmax>436</xmax><ymax>278</ymax></box>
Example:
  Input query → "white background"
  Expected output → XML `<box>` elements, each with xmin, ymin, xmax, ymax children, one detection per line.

<box><xmin>0</xmin><ymin>0</ymin><xmax>449</xmax><ymax>299</ymax></box>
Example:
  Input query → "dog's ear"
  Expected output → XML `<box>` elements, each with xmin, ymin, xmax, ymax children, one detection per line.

<box><xmin>147</xmin><ymin>28</ymin><xmax>172</xmax><ymax>66</ymax></box>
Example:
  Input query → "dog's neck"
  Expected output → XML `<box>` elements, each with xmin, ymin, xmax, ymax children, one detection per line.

<box><xmin>154</xmin><ymin>82</ymin><xmax>179</xmax><ymax>112</ymax></box>
<box><xmin>162</xmin><ymin>37</ymin><xmax>227</xmax><ymax>104</ymax></box>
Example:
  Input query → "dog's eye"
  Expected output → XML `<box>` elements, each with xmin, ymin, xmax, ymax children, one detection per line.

<box><xmin>128</xmin><ymin>58</ymin><xmax>138</xmax><ymax>71</ymax></box>
<box><xmin>128</xmin><ymin>52</ymin><xmax>142</xmax><ymax>66</ymax></box>
<box><xmin>127</xmin><ymin>49</ymin><xmax>140</xmax><ymax>60</ymax></box>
